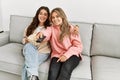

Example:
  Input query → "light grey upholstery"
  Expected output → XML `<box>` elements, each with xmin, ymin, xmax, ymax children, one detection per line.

<box><xmin>0</xmin><ymin>31</ymin><xmax>9</xmax><ymax>46</ymax></box>
<box><xmin>9</xmin><ymin>15</ymin><xmax>32</xmax><ymax>43</ymax></box>
<box><xmin>91</xmin><ymin>23</ymin><xmax>120</xmax><ymax>58</ymax></box>
<box><xmin>0</xmin><ymin>71</ymin><xmax>21</xmax><ymax>80</ymax></box>
<box><xmin>91</xmin><ymin>23</ymin><xmax>120</xmax><ymax>80</ymax></box>
<box><xmin>0</xmin><ymin>15</ymin><xmax>120</xmax><ymax>80</ymax></box>
<box><xmin>92</xmin><ymin>56</ymin><xmax>120</xmax><ymax>80</ymax></box>
<box><xmin>38</xmin><ymin>56</ymin><xmax>91</xmax><ymax>80</ymax></box>
<box><xmin>0</xmin><ymin>43</ymin><xmax>24</xmax><ymax>75</ymax></box>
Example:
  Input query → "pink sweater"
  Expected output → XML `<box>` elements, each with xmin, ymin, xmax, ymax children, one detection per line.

<box><xmin>42</xmin><ymin>25</ymin><xmax>83</xmax><ymax>59</ymax></box>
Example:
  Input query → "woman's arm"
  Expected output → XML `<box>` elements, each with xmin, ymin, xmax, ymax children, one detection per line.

<box><xmin>36</xmin><ymin>26</ymin><xmax>52</xmax><ymax>42</ymax></box>
<box><xmin>63</xmin><ymin>25</ymin><xmax>83</xmax><ymax>59</ymax></box>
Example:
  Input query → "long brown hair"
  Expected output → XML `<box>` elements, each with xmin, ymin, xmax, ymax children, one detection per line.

<box><xmin>26</xmin><ymin>6</ymin><xmax>50</xmax><ymax>36</ymax></box>
<box><xmin>50</xmin><ymin>7</ymin><xmax>70</xmax><ymax>42</ymax></box>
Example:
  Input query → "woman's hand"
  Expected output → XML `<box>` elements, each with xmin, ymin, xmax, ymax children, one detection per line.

<box><xmin>22</xmin><ymin>37</ymin><xmax>29</xmax><ymax>44</ymax></box>
<box><xmin>36</xmin><ymin>32</ymin><xmax>43</xmax><ymax>39</ymax></box>
<box><xmin>57</xmin><ymin>55</ymin><xmax>67</xmax><ymax>62</ymax></box>
<box><xmin>25</xmin><ymin>38</ymin><xmax>29</xmax><ymax>43</ymax></box>
<box><xmin>72</xmin><ymin>25</ymin><xmax>79</xmax><ymax>35</ymax></box>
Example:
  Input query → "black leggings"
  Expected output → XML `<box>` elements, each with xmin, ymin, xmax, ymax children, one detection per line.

<box><xmin>48</xmin><ymin>55</ymin><xmax>80</xmax><ymax>80</ymax></box>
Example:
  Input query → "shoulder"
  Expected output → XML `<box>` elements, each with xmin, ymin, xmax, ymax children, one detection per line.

<box><xmin>43</xmin><ymin>26</ymin><xmax>53</xmax><ymax>33</ymax></box>
<box><xmin>46</xmin><ymin>26</ymin><xmax>51</xmax><ymax>31</ymax></box>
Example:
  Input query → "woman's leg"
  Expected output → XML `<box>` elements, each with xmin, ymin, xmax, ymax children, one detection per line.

<box><xmin>57</xmin><ymin>55</ymin><xmax>80</xmax><ymax>80</ymax></box>
<box><xmin>22</xmin><ymin>64</ymin><xmax>28</xmax><ymax>80</ymax></box>
<box><xmin>37</xmin><ymin>53</ymin><xmax>49</xmax><ymax>80</ymax></box>
<box><xmin>22</xmin><ymin>43</ymin><xmax>39</xmax><ymax>80</ymax></box>
<box><xmin>48</xmin><ymin>57</ymin><xmax>62</xmax><ymax>80</ymax></box>
<box><xmin>38</xmin><ymin>53</ymin><xmax>49</xmax><ymax>65</ymax></box>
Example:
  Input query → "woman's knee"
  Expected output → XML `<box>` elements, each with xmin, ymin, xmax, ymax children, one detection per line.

<box><xmin>24</xmin><ymin>43</ymin><xmax>33</xmax><ymax>48</ymax></box>
<box><xmin>60</xmin><ymin>56</ymin><xmax>80</xmax><ymax>76</ymax></box>
<box><xmin>23</xmin><ymin>43</ymin><xmax>35</xmax><ymax>51</ymax></box>
<box><xmin>23</xmin><ymin>43</ymin><xmax>36</xmax><ymax>55</ymax></box>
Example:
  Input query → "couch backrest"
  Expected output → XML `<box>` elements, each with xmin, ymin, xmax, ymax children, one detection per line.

<box><xmin>91</xmin><ymin>23</ymin><xmax>120</xmax><ymax>58</ymax></box>
<box><xmin>9</xmin><ymin>15</ymin><xmax>32</xmax><ymax>43</ymax></box>
<box><xmin>70</xmin><ymin>22</ymin><xmax>93</xmax><ymax>56</ymax></box>
<box><xmin>9</xmin><ymin>15</ymin><xmax>94</xmax><ymax>56</ymax></box>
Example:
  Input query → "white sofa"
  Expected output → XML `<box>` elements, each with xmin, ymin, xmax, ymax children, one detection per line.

<box><xmin>0</xmin><ymin>15</ymin><xmax>120</xmax><ymax>80</ymax></box>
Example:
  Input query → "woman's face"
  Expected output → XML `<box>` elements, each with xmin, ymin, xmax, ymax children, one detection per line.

<box><xmin>51</xmin><ymin>12</ymin><xmax>62</xmax><ymax>26</ymax></box>
<box><xmin>38</xmin><ymin>9</ymin><xmax>48</xmax><ymax>25</ymax></box>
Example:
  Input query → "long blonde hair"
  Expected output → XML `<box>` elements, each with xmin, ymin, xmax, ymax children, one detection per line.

<box><xmin>50</xmin><ymin>7</ymin><xmax>70</xmax><ymax>42</ymax></box>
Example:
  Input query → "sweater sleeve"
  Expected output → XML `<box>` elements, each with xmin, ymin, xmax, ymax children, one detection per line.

<box><xmin>42</xmin><ymin>27</ymin><xmax>52</xmax><ymax>41</ymax></box>
<box><xmin>63</xmin><ymin>26</ymin><xmax>83</xmax><ymax>59</ymax></box>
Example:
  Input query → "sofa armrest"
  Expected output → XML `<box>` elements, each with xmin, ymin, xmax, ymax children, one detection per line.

<box><xmin>0</xmin><ymin>31</ymin><xmax>10</xmax><ymax>46</ymax></box>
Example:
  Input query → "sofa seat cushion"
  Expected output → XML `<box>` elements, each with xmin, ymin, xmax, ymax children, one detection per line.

<box><xmin>0</xmin><ymin>71</ymin><xmax>21</xmax><ymax>80</ymax></box>
<box><xmin>38</xmin><ymin>55</ymin><xmax>91</xmax><ymax>80</ymax></box>
<box><xmin>92</xmin><ymin>56</ymin><xmax>120</xmax><ymax>80</ymax></box>
<box><xmin>0</xmin><ymin>43</ymin><xmax>24</xmax><ymax>75</ymax></box>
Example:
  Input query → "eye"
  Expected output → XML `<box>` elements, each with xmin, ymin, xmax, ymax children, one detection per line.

<box><xmin>39</xmin><ymin>12</ymin><xmax>48</xmax><ymax>17</ymax></box>
<box><xmin>56</xmin><ymin>15</ymin><xmax>59</xmax><ymax>18</ymax></box>
<box><xmin>44</xmin><ymin>13</ymin><xmax>48</xmax><ymax>16</ymax></box>
<box><xmin>39</xmin><ymin>12</ymin><xmax>42</xmax><ymax>15</ymax></box>
<box><xmin>52</xmin><ymin>16</ymin><xmax>55</xmax><ymax>19</ymax></box>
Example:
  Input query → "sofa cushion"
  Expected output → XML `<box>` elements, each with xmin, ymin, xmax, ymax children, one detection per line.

<box><xmin>0</xmin><ymin>43</ymin><xmax>91</xmax><ymax>80</ymax></box>
<box><xmin>0</xmin><ymin>31</ymin><xmax>9</xmax><ymax>46</ymax></box>
<box><xmin>9</xmin><ymin>15</ymin><xmax>32</xmax><ymax>43</ymax></box>
<box><xmin>0</xmin><ymin>71</ymin><xmax>21</xmax><ymax>80</ymax></box>
<box><xmin>70</xmin><ymin>22</ymin><xmax>93</xmax><ymax>56</ymax></box>
<box><xmin>38</xmin><ymin>56</ymin><xmax>91</xmax><ymax>80</ymax></box>
<box><xmin>91</xmin><ymin>23</ymin><xmax>120</xmax><ymax>58</ymax></box>
<box><xmin>0</xmin><ymin>43</ymin><xmax>24</xmax><ymax>75</ymax></box>
<box><xmin>92</xmin><ymin>56</ymin><xmax>120</xmax><ymax>80</ymax></box>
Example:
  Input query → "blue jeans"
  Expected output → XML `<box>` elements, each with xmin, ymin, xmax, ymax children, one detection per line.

<box><xmin>22</xmin><ymin>43</ymin><xmax>49</xmax><ymax>80</ymax></box>
<box><xmin>48</xmin><ymin>55</ymin><xmax>80</xmax><ymax>80</ymax></box>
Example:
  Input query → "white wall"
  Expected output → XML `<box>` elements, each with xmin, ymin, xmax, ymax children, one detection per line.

<box><xmin>0</xmin><ymin>0</ymin><xmax>3</xmax><ymax>31</ymax></box>
<box><xmin>1</xmin><ymin>0</ymin><xmax>120</xmax><ymax>31</ymax></box>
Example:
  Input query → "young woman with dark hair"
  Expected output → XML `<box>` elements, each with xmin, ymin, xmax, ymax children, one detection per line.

<box><xmin>22</xmin><ymin>6</ymin><xmax>51</xmax><ymax>80</ymax></box>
